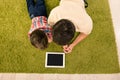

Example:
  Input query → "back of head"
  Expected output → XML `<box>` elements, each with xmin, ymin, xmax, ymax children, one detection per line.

<box><xmin>30</xmin><ymin>29</ymin><xmax>48</xmax><ymax>50</ymax></box>
<box><xmin>52</xmin><ymin>19</ymin><xmax>75</xmax><ymax>45</ymax></box>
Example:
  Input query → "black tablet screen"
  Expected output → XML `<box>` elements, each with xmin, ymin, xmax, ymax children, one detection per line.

<box><xmin>47</xmin><ymin>54</ymin><xmax>63</xmax><ymax>66</ymax></box>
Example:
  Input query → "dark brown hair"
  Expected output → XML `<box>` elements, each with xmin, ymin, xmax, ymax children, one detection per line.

<box><xmin>52</xmin><ymin>19</ymin><xmax>75</xmax><ymax>45</ymax></box>
<box><xmin>30</xmin><ymin>29</ymin><xmax>48</xmax><ymax>50</ymax></box>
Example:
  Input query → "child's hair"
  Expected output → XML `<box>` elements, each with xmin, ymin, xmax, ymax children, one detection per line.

<box><xmin>52</xmin><ymin>19</ymin><xmax>75</xmax><ymax>45</ymax></box>
<box><xmin>30</xmin><ymin>29</ymin><xmax>48</xmax><ymax>50</ymax></box>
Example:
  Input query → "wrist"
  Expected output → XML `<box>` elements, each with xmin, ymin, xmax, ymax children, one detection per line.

<box><xmin>69</xmin><ymin>44</ymin><xmax>75</xmax><ymax>48</ymax></box>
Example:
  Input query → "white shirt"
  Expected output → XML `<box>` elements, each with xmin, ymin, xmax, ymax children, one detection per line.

<box><xmin>48</xmin><ymin>0</ymin><xmax>93</xmax><ymax>34</ymax></box>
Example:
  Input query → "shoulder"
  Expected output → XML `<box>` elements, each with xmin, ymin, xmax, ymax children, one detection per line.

<box><xmin>48</xmin><ymin>6</ymin><xmax>60</xmax><ymax>25</ymax></box>
<box><xmin>76</xmin><ymin>15</ymin><xmax>93</xmax><ymax>34</ymax></box>
<box><xmin>48</xmin><ymin>6</ymin><xmax>60</xmax><ymax>20</ymax></box>
<box><xmin>49</xmin><ymin>6</ymin><xmax>60</xmax><ymax>15</ymax></box>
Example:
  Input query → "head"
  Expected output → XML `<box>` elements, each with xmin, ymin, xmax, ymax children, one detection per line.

<box><xmin>30</xmin><ymin>29</ymin><xmax>48</xmax><ymax>50</ymax></box>
<box><xmin>52</xmin><ymin>19</ymin><xmax>75</xmax><ymax>45</ymax></box>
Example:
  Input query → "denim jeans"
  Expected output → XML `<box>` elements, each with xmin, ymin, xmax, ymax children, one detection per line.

<box><xmin>26</xmin><ymin>0</ymin><xmax>47</xmax><ymax>19</ymax></box>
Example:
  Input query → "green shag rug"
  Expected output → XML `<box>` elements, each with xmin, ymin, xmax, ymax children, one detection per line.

<box><xmin>0</xmin><ymin>0</ymin><xmax>119</xmax><ymax>73</ymax></box>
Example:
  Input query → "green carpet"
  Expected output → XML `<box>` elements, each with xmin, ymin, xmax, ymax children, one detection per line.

<box><xmin>0</xmin><ymin>0</ymin><xmax>119</xmax><ymax>73</ymax></box>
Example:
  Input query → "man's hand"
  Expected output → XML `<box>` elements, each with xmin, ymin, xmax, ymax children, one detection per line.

<box><xmin>63</xmin><ymin>44</ymin><xmax>74</xmax><ymax>53</ymax></box>
<box><xmin>62</xmin><ymin>33</ymin><xmax>88</xmax><ymax>54</ymax></box>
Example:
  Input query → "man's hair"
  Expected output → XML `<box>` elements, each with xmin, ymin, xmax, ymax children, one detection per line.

<box><xmin>30</xmin><ymin>29</ymin><xmax>48</xmax><ymax>50</ymax></box>
<box><xmin>52</xmin><ymin>19</ymin><xmax>75</xmax><ymax>45</ymax></box>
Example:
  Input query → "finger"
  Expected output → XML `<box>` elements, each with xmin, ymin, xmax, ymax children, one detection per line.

<box><xmin>64</xmin><ymin>50</ymin><xmax>71</xmax><ymax>54</ymax></box>
<box><xmin>64</xmin><ymin>50</ymin><xmax>68</xmax><ymax>53</ymax></box>
<box><xmin>63</xmin><ymin>45</ymin><xmax>68</xmax><ymax>49</ymax></box>
<box><xmin>63</xmin><ymin>49</ymin><xmax>69</xmax><ymax>53</ymax></box>
<box><xmin>66</xmin><ymin>48</ymin><xmax>72</xmax><ymax>53</ymax></box>
<box><xmin>65</xmin><ymin>47</ymin><xmax>71</xmax><ymax>51</ymax></box>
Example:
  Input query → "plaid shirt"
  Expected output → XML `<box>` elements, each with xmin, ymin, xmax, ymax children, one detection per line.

<box><xmin>28</xmin><ymin>16</ymin><xmax>52</xmax><ymax>38</ymax></box>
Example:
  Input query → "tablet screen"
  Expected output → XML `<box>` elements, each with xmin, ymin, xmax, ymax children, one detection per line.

<box><xmin>45</xmin><ymin>52</ymin><xmax>65</xmax><ymax>68</ymax></box>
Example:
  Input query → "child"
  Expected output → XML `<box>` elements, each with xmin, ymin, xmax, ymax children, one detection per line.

<box><xmin>26</xmin><ymin>0</ymin><xmax>52</xmax><ymax>50</ymax></box>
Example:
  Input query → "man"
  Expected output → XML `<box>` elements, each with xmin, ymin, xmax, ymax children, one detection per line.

<box><xmin>48</xmin><ymin>0</ymin><xmax>93</xmax><ymax>53</ymax></box>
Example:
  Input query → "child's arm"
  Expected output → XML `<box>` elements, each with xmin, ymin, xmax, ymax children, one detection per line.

<box><xmin>63</xmin><ymin>32</ymin><xmax>88</xmax><ymax>53</ymax></box>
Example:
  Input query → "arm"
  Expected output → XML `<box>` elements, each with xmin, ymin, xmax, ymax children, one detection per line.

<box><xmin>63</xmin><ymin>32</ymin><xmax>88</xmax><ymax>53</ymax></box>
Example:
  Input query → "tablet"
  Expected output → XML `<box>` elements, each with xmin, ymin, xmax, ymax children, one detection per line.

<box><xmin>45</xmin><ymin>52</ymin><xmax>65</xmax><ymax>68</ymax></box>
